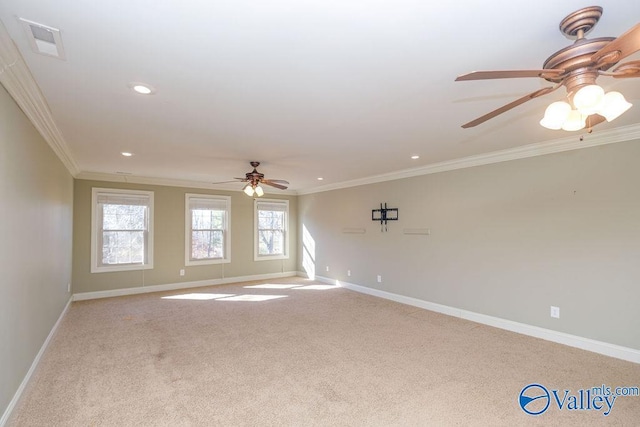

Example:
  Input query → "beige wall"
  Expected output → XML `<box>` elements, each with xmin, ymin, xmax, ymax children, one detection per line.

<box><xmin>298</xmin><ymin>140</ymin><xmax>640</xmax><ymax>350</ymax></box>
<box><xmin>0</xmin><ymin>85</ymin><xmax>73</xmax><ymax>417</ymax></box>
<box><xmin>73</xmin><ymin>180</ymin><xmax>297</xmax><ymax>293</ymax></box>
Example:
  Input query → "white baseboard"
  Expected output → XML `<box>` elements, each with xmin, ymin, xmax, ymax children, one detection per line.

<box><xmin>73</xmin><ymin>271</ymin><xmax>299</xmax><ymax>301</ymax></box>
<box><xmin>0</xmin><ymin>297</ymin><xmax>73</xmax><ymax>427</ymax></box>
<box><xmin>308</xmin><ymin>274</ymin><xmax>640</xmax><ymax>365</ymax></box>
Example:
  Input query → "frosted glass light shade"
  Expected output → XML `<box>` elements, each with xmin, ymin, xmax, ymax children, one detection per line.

<box><xmin>255</xmin><ymin>185</ymin><xmax>264</xmax><ymax>197</ymax></box>
<box><xmin>540</xmin><ymin>101</ymin><xmax>572</xmax><ymax>130</ymax></box>
<box><xmin>573</xmin><ymin>85</ymin><xmax>604</xmax><ymax>115</ymax></box>
<box><xmin>561</xmin><ymin>110</ymin><xmax>586</xmax><ymax>131</ymax></box>
<box><xmin>540</xmin><ymin>86</ymin><xmax>632</xmax><ymax>131</ymax></box>
<box><xmin>243</xmin><ymin>184</ymin><xmax>254</xmax><ymax>196</ymax></box>
<box><xmin>600</xmin><ymin>91</ymin><xmax>632</xmax><ymax>122</ymax></box>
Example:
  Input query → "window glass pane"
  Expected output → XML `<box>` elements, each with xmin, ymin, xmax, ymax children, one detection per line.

<box><xmin>211</xmin><ymin>211</ymin><xmax>224</xmax><ymax>229</ymax></box>
<box><xmin>192</xmin><ymin>209</ymin><xmax>211</xmax><ymax>229</ymax></box>
<box><xmin>103</xmin><ymin>204</ymin><xmax>146</xmax><ymax>230</ymax></box>
<box><xmin>258</xmin><ymin>210</ymin><xmax>283</xmax><ymax>229</ymax></box>
<box><xmin>191</xmin><ymin>230</ymin><xmax>224</xmax><ymax>260</ymax></box>
<box><xmin>102</xmin><ymin>231</ymin><xmax>144</xmax><ymax>265</ymax></box>
<box><xmin>192</xmin><ymin>209</ymin><xmax>224</xmax><ymax>230</ymax></box>
<box><xmin>258</xmin><ymin>230</ymin><xmax>284</xmax><ymax>255</ymax></box>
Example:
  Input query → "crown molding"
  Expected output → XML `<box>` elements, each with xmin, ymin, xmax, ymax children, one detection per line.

<box><xmin>297</xmin><ymin>123</ymin><xmax>640</xmax><ymax>195</ymax></box>
<box><xmin>75</xmin><ymin>171</ymin><xmax>299</xmax><ymax>196</ymax></box>
<box><xmin>79</xmin><ymin>122</ymin><xmax>640</xmax><ymax>196</ymax></box>
<box><xmin>0</xmin><ymin>20</ymin><xmax>80</xmax><ymax>176</ymax></box>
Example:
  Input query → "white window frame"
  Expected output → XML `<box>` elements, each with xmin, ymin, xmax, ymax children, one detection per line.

<box><xmin>91</xmin><ymin>188</ymin><xmax>154</xmax><ymax>273</ymax></box>
<box><xmin>254</xmin><ymin>199</ymin><xmax>289</xmax><ymax>261</ymax></box>
<box><xmin>185</xmin><ymin>193</ymin><xmax>231</xmax><ymax>266</ymax></box>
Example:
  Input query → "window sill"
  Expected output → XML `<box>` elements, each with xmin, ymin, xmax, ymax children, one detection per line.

<box><xmin>91</xmin><ymin>263</ymin><xmax>153</xmax><ymax>274</ymax></box>
<box><xmin>254</xmin><ymin>254</ymin><xmax>289</xmax><ymax>262</ymax></box>
<box><xmin>185</xmin><ymin>258</ymin><xmax>231</xmax><ymax>267</ymax></box>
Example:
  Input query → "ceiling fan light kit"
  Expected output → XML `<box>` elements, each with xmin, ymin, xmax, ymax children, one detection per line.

<box><xmin>215</xmin><ymin>162</ymin><xmax>289</xmax><ymax>197</ymax></box>
<box><xmin>242</xmin><ymin>183</ymin><xmax>264</xmax><ymax>197</ymax></box>
<box><xmin>456</xmin><ymin>6</ymin><xmax>640</xmax><ymax>132</ymax></box>
<box><xmin>539</xmin><ymin>85</ymin><xmax>632</xmax><ymax>131</ymax></box>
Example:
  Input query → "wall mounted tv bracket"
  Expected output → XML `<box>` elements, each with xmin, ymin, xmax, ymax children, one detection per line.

<box><xmin>372</xmin><ymin>203</ymin><xmax>398</xmax><ymax>232</ymax></box>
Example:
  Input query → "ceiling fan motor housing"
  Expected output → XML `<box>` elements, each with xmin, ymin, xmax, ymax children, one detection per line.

<box><xmin>542</xmin><ymin>37</ymin><xmax>616</xmax><ymax>83</ymax></box>
<box><xmin>245</xmin><ymin>161</ymin><xmax>265</xmax><ymax>186</ymax></box>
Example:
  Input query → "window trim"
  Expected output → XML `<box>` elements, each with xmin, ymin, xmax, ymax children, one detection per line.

<box><xmin>254</xmin><ymin>198</ymin><xmax>289</xmax><ymax>261</ymax></box>
<box><xmin>91</xmin><ymin>188</ymin><xmax>154</xmax><ymax>273</ymax></box>
<box><xmin>185</xmin><ymin>193</ymin><xmax>231</xmax><ymax>266</ymax></box>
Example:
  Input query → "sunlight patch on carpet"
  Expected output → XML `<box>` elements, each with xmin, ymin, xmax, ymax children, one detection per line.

<box><xmin>293</xmin><ymin>285</ymin><xmax>338</xmax><ymax>290</ymax></box>
<box><xmin>161</xmin><ymin>293</ymin><xmax>235</xmax><ymax>300</ymax></box>
<box><xmin>244</xmin><ymin>284</ymin><xmax>300</xmax><ymax>289</ymax></box>
<box><xmin>217</xmin><ymin>294</ymin><xmax>288</xmax><ymax>302</ymax></box>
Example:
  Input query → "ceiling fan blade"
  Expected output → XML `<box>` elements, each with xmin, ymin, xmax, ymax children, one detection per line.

<box><xmin>592</xmin><ymin>23</ymin><xmax>640</xmax><ymax>66</ymax></box>
<box><xmin>211</xmin><ymin>180</ymin><xmax>242</xmax><ymax>184</ymax></box>
<box><xmin>610</xmin><ymin>60</ymin><xmax>640</xmax><ymax>78</ymax></box>
<box><xmin>261</xmin><ymin>181</ymin><xmax>288</xmax><ymax>190</ymax></box>
<box><xmin>462</xmin><ymin>86</ymin><xmax>558</xmax><ymax>128</ymax></box>
<box><xmin>455</xmin><ymin>69</ymin><xmax>565</xmax><ymax>81</ymax></box>
<box><xmin>263</xmin><ymin>179</ymin><xmax>290</xmax><ymax>185</ymax></box>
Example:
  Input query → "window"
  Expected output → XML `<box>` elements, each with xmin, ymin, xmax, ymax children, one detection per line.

<box><xmin>255</xmin><ymin>199</ymin><xmax>289</xmax><ymax>261</ymax></box>
<box><xmin>185</xmin><ymin>194</ymin><xmax>231</xmax><ymax>265</ymax></box>
<box><xmin>91</xmin><ymin>188</ymin><xmax>153</xmax><ymax>273</ymax></box>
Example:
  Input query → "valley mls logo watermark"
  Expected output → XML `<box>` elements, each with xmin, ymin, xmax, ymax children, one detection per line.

<box><xmin>519</xmin><ymin>383</ymin><xmax>639</xmax><ymax>416</ymax></box>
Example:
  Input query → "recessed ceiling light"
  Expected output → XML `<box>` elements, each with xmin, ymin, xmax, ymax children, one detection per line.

<box><xmin>411</xmin><ymin>155</ymin><xmax>420</xmax><ymax>160</ymax></box>
<box><xmin>121</xmin><ymin>152</ymin><xmax>133</xmax><ymax>157</ymax></box>
<box><xmin>133</xmin><ymin>85</ymin><xmax>151</xmax><ymax>94</ymax></box>
<box><xmin>317</xmin><ymin>177</ymin><xmax>324</xmax><ymax>181</ymax></box>
<box><xmin>129</xmin><ymin>82</ymin><xmax>155</xmax><ymax>95</ymax></box>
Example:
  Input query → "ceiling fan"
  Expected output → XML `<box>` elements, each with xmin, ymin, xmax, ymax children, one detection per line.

<box><xmin>456</xmin><ymin>6</ymin><xmax>640</xmax><ymax>131</ymax></box>
<box><xmin>217</xmin><ymin>162</ymin><xmax>289</xmax><ymax>197</ymax></box>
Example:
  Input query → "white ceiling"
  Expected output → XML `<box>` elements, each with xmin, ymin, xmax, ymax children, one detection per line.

<box><xmin>1</xmin><ymin>1</ymin><xmax>639</xmax><ymax>193</ymax></box>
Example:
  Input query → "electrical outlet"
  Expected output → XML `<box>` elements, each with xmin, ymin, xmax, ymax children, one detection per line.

<box><xmin>347</xmin><ymin>270</ymin><xmax>351</xmax><ymax>277</ymax></box>
<box><xmin>550</xmin><ymin>306</ymin><xmax>560</xmax><ymax>318</ymax></box>
<box><xmin>67</xmin><ymin>282</ymin><xmax>71</xmax><ymax>292</ymax></box>
<box><xmin>180</xmin><ymin>269</ymin><xmax>185</xmax><ymax>276</ymax></box>
<box><xmin>377</xmin><ymin>275</ymin><xmax>382</xmax><ymax>283</ymax></box>
<box><xmin>326</xmin><ymin>266</ymin><xmax>329</xmax><ymax>272</ymax></box>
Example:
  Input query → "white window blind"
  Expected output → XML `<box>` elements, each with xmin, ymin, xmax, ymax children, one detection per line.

<box><xmin>96</xmin><ymin>193</ymin><xmax>150</xmax><ymax>206</ymax></box>
<box><xmin>257</xmin><ymin>201</ymin><xmax>288</xmax><ymax>213</ymax></box>
<box><xmin>189</xmin><ymin>197</ymin><xmax>228</xmax><ymax>211</ymax></box>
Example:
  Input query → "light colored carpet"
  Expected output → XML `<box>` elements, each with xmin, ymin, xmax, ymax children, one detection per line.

<box><xmin>8</xmin><ymin>277</ymin><xmax>640</xmax><ymax>426</ymax></box>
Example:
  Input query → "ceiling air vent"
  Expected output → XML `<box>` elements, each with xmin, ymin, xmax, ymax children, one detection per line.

<box><xmin>18</xmin><ymin>18</ymin><xmax>66</xmax><ymax>60</ymax></box>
